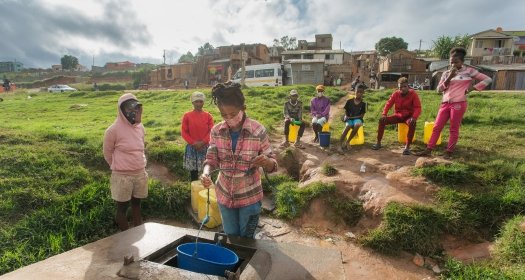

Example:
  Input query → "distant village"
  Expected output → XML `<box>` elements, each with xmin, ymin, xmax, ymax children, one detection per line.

<box><xmin>1</xmin><ymin>27</ymin><xmax>525</xmax><ymax>91</ymax></box>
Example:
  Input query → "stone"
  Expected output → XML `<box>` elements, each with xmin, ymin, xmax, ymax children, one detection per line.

<box><xmin>432</xmin><ymin>264</ymin><xmax>442</xmax><ymax>274</ymax></box>
<box><xmin>413</xmin><ymin>253</ymin><xmax>425</xmax><ymax>267</ymax></box>
<box><xmin>344</xmin><ymin>232</ymin><xmax>356</xmax><ymax>239</ymax></box>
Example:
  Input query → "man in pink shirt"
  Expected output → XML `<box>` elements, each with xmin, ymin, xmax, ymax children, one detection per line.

<box><xmin>417</xmin><ymin>47</ymin><xmax>492</xmax><ymax>159</ymax></box>
<box><xmin>103</xmin><ymin>93</ymin><xmax>147</xmax><ymax>231</ymax></box>
<box><xmin>181</xmin><ymin>92</ymin><xmax>214</xmax><ymax>181</ymax></box>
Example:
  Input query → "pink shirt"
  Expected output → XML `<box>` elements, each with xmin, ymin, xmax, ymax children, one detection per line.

<box><xmin>103</xmin><ymin>93</ymin><xmax>146</xmax><ymax>174</ymax></box>
<box><xmin>204</xmin><ymin>116</ymin><xmax>277</xmax><ymax>208</ymax></box>
<box><xmin>438</xmin><ymin>66</ymin><xmax>492</xmax><ymax>103</ymax></box>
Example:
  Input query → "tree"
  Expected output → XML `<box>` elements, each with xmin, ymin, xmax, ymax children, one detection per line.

<box><xmin>273</xmin><ymin>36</ymin><xmax>297</xmax><ymax>50</ymax></box>
<box><xmin>432</xmin><ymin>34</ymin><xmax>472</xmax><ymax>59</ymax></box>
<box><xmin>178</xmin><ymin>51</ymin><xmax>195</xmax><ymax>63</ymax></box>
<box><xmin>375</xmin><ymin>37</ymin><xmax>408</xmax><ymax>56</ymax></box>
<box><xmin>197</xmin><ymin>42</ymin><xmax>214</xmax><ymax>56</ymax></box>
<box><xmin>60</xmin><ymin>55</ymin><xmax>79</xmax><ymax>70</ymax></box>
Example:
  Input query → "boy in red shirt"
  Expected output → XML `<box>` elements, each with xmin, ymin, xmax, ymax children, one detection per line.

<box><xmin>181</xmin><ymin>92</ymin><xmax>214</xmax><ymax>181</ymax></box>
<box><xmin>372</xmin><ymin>77</ymin><xmax>421</xmax><ymax>155</ymax></box>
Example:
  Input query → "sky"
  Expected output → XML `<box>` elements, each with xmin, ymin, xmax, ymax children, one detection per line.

<box><xmin>1</xmin><ymin>0</ymin><xmax>524</xmax><ymax>69</ymax></box>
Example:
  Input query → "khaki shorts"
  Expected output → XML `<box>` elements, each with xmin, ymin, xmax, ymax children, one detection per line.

<box><xmin>110</xmin><ymin>171</ymin><xmax>148</xmax><ymax>202</ymax></box>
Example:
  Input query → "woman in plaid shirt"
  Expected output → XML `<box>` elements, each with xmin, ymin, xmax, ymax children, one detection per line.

<box><xmin>201</xmin><ymin>82</ymin><xmax>278</xmax><ymax>238</ymax></box>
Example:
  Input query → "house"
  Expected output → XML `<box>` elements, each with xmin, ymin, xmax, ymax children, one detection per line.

<box><xmin>297</xmin><ymin>34</ymin><xmax>333</xmax><ymax>50</ymax></box>
<box><xmin>501</xmin><ymin>30</ymin><xmax>525</xmax><ymax>57</ymax></box>
<box><xmin>476</xmin><ymin>64</ymin><xmax>525</xmax><ymax>90</ymax></box>
<box><xmin>378</xmin><ymin>49</ymin><xmax>430</xmax><ymax>88</ymax></box>
<box><xmin>149</xmin><ymin>63</ymin><xmax>195</xmax><ymax>88</ymax></box>
<box><xmin>346</xmin><ymin>50</ymin><xmax>379</xmax><ymax>87</ymax></box>
<box><xmin>0</xmin><ymin>61</ymin><xmax>23</xmax><ymax>72</ymax></box>
<box><xmin>281</xmin><ymin>49</ymin><xmax>348</xmax><ymax>65</ymax></box>
<box><xmin>104</xmin><ymin>61</ymin><xmax>136</xmax><ymax>71</ymax></box>
<box><xmin>284</xmin><ymin>59</ymin><xmax>325</xmax><ymax>85</ymax></box>
<box><xmin>52</xmin><ymin>64</ymin><xmax>63</xmax><ymax>72</ymax></box>
<box><xmin>269</xmin><ymin>46</ymin><xmax>285</xmax><ymax>63</ymax></box>
<box><xmin>468</xmin><ymin>28</ymin><xmax>515</xmax><ymax>57</ymax></box>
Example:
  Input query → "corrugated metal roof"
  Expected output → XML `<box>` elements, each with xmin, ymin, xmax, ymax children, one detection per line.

<box><xmin>282</xmin><ymin>49</ymin><xmax>346</xmax><ymax>55</ymax></box>
<box><xmin>477</xmin><ymin>64</ymin><xmax>525</xmax><ymax>71</ymax></box>
<box><xmin>285</xmin><ymin>59</ymin><xmax>325</xmax><ymax>64</ymax></box>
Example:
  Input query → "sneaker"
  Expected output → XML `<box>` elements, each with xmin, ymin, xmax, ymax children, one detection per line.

<box><xmin>402</xmin><ymin>148</ymin><xmax>411</xmax><ymax>155</ymax></box>
<box><xmin>371</xmin><ymin>143</ymin><xmax>381</xmax><ymax>150</ymax></box>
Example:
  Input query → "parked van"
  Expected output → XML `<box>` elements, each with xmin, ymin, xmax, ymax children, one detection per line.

<box><xmin>231</xmin><ymin>63</ymin><xmax>282</xmax><ymax>87</ymax></box>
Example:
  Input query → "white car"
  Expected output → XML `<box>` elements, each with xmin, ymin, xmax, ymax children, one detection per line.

<box><xmin>48</xmin><ymin>84</ymin><xmax>77</xmax><ymax>93</ymax></box>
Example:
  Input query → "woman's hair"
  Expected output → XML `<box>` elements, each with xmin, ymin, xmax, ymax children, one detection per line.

<box><xmin>450</xmin><ymin>47</ymin><xmax>467</xmax><ymax>61</ymax></box>
<box><xmin>397</xmin><ymin>77</ymin><xmax>408</xmax><ymax>84</ymax></box>
<box><xmin>211</xmin><ymin>82</ymin><xmax>245</xmax><ymax>108</ymax></box>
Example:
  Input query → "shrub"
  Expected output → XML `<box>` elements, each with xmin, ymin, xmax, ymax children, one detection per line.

<box><xmin>274</xmin><ymin>182</ymin><xmax>335</xmax><ymax>220</ymax></box>
<box><xmin>321</xmin><ymin>163</ymin><xmax>338</xmax><ymax>176</ymax></box>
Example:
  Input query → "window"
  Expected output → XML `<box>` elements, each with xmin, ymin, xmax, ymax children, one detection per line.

<box><xmin>494</xmin><ymin>40</ymin><xmax>504</xmax><ymax>48</ymax></box>
<box><xmin>475</xmin><ymin>40</ymin><xmax>483</xmax><ymax>48</ymax></box>
<box><xmin>255</xmin><ymin>69</ymin><xmax>274</xmax><ymax>78</ymax></box>
<box><xmin>325</xmin><ymin>54</ymin><xmax>335</xmax><ymax>60</ymax></box>
<box><xmin>246</xmin><ymin>70</ymin><xmax>254</xmax><ymax>78</ymax></box>
<box><xmin>303</xmin><ymin>54</ymin><xmax>314</xmax><ymax>59</ymax></box>
<box><xmin>278</xmin><ymin>69</ymin><xmax>282</xmax><ymax>76</ymax></box>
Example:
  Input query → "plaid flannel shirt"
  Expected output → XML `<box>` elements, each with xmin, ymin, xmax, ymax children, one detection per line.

<box><xmin>204</xmin><ymin>117</ymin><xmax>277</xmax><ymax>208</ymax></box>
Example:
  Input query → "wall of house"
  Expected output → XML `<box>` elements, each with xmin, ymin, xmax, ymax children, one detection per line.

<box><xmin>493</xmin><ymin>70</ymin><xmax>525</xmax><ymax>90</ymax></box>
<box><xmin>289</xmin><ymin>63</ymin><xmax>324</xmax><ymax>85</ymax></box>
<box><xmin>469</xmin><ymin>38</ymin><xmax>514</xmax><ymax>56</ymax></box>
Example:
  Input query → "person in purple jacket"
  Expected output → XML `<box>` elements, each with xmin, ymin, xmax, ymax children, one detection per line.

<box><xmin>310</xmin><ymin>85</ymin><xmax>330</xmax><ymax>143</ymax></box>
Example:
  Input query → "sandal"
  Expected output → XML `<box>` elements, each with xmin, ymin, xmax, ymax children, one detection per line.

<box><xmin>294</xmin><ymin>142</ymin><xmax>305</xmax><ymax>149</ymax></box>
<box><xmin>280</xmin><ymin>141</ymin><xmax>290</xmax><ymax>148</ymax></box>
<box><xmin>371</xmin><ymin>143</ymin><xmax>381</xmax><ymax>150</ymax></box>
<box><xmin>402</xmin><ymin>148</ymin><xmax>411</xmax><ymax>155</ymax></box>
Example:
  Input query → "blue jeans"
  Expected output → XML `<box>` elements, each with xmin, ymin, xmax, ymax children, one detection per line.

<box><xmin>218</xmin><ymin>201</ymin><xmax>261</xmax><ymax>238</ymax></box>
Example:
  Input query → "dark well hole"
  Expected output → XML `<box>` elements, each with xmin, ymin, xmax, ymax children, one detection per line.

<box><xmin>145</xmin><ymin>234</ymin><xmax>257</xmax><ymax>276</ymax></box>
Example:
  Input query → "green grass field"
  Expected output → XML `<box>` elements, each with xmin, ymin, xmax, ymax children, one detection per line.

<box><xmin>1</xmin><ymin>86</ymin><xmax>524</xmax><ymax>278</ymax></box>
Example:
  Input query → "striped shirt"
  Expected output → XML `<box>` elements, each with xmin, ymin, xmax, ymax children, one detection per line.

<box><xmin>204</xmin><ymin>116</ymin><xmax>277</xmax><ymax>208</ymax></box>
<box><xmin>438</xmin><ymin>65</ymin><xmax>492</xmax><ymax>103</ymax></box>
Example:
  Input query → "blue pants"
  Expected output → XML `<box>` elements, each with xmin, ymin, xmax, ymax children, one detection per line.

<box><xmin>218</xmin><ymin>201</ymin><xmax>261</xmax><ymax>238</ymax></box>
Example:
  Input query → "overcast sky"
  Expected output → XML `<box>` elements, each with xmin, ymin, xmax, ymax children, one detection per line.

<box><xmin>1</xmin><ymin>0</ymin><xmax>523</xmax><ymax>69</ymax></box>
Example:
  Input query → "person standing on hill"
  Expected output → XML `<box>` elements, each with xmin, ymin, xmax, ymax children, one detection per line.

<box><xmin>200</xmin><ymin>82</ymin><xmax>277</xmax><ymax>238</ymax></box>
<box><xmin>281</xmin><ymin>89</ymin><xmax>305</xmax><ymax>149</ymax></box>
<box><xmin>338</xmin><ymin>84</ymin><xmax>367</xmax><ymax>154</ymax></box>
<box><xmin>372</xmin><ymin>77</ymin><xmax>422</xmax><ymax>155</ymax></box>
<box><xmin>310</xmin><ymin>85</ymin><xmax>330</xmax><ymax>143</ymax></box>
<box><xmin>181</xmin><ymin>92</ymin><xmax>214</xmax><ymax>181</ymax></box>
<box><xmin>417</xmin><ymin>47</ymin><xmax>492</xmax><ymax>159</ymax></box>
<box><xmin>103</xmin><ymin>93</ymin><xmax>147</xmax><ymax>231</ymax></box>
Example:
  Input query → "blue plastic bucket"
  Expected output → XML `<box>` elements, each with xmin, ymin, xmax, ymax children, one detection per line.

<box><xmin>319</xmin><ymin>132</ymin><xmax>331</xmax><ymax>147</ymax></box>
<box><xmin>176</xmin><ymin>243</ymin><xmax>239</xmax><ymax>276</ymax></box>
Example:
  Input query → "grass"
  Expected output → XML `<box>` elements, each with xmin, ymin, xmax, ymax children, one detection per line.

<box><xmin>320</xmin><ymin>162</ymin><xmax>338</xmax><ymax>176</ymax></box>
<box><xmin>1</xmin><ymin>86</ymin><xmax>525</xmax><ymax>277</ymax></box>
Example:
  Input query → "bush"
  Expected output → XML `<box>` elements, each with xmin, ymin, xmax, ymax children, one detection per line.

<box><xmin>274</xmin><ymin>181</ymin><xmax>335</xmax><ymax>220</ymax></box>
<box><xmin>321</xmin><ymin>163</ymin><xmax>338</xmax><ymax>176</ymax></box>
<box><xmin>442</xmin><ymin>258</ymin><xmax>511</xmax><ymax>280</ymax></box>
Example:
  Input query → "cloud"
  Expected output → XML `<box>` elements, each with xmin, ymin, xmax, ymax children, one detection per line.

<box><xmin>0</xmin><ymin>0</ymin><xmax>151</xmax><ymax>68</ymax></box>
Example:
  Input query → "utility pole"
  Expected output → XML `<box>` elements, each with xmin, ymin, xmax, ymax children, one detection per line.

<box><xmin>418</xmin><ymin>39</ymin><xmax>422</xmax><ymax>55</ymax></box>
<box><xmin>240</xmin><ymin>43</ymin><xmax>246</xmax><ymax>87</ymax></box>
<box><xmin>92</xmin><ymin>55</ymin><xmax>95</xmax><ymax>68</ymax></box>
<box><xmin>163</xmin><ymin>50</ymin><xmax>166</xmax><ymax>65</ymax></box>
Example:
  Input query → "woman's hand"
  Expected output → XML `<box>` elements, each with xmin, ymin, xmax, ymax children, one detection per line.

<box><xmin>252</xmin><ymin>154</ymin><xmax>274</xmax><ymax>171</ymax></box>
<box><xmin>200</xmin><ymin>174</ymin><xmax>213</xmax><ymax>188</ymax></box>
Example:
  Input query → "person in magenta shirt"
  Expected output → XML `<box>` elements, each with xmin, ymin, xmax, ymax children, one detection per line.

<box><xmin>310</xmin><ymin>85</ymin><xmax>330</xmax><ymax>143</ymax></box>
<box><xmin>103</xmin><ymin>93</ymin><xmax>147</xmax><ymax>231</ymax></box>
<box><xmin>417</xmin><ymin>47</ymin><xmax>492</xmax><ymax>159</ymax></box>
<box><xmin>372</xmin><ymin>77</ymin><xmax>422</xmax><ymax>155</ymax></box>
<box><xmin>181</xmin><ymin>92</ymin><xmax>214</xmax><ymax>181</ymax></box>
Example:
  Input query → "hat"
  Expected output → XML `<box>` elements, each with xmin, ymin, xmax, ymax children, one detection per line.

<box><xmin>289</xmin><ymin>89</ymin><xmax>298</xmax><ymax>96</ymax></box>
<box><xmin>190</xmin><ymin>92</ymin><xmax>205</xmax><ymax>102</ymax></box>
<box><xmin>315</xmin><ymin>85</ymin><xmax>325</xmax><ymax>91</ymax></box>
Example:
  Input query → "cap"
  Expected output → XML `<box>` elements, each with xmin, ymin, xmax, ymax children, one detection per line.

<box><xmin>289</xmin><ymin>89</ymin><xmax>298</xmax><ymax>96</ymax></box>
<box><xmin>315</xmin><ymin>85</ymin><xmax>325</xmax><ymax>91</ymax></box>
<box><xmin>191</xmin><ymin>92</ymin><xmax>205</xmax><ymax>103</ymax></box>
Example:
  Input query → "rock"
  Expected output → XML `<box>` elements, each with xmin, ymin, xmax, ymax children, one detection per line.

<box><xmin>520</xmin><ymin>220</ymin><xmax>525</xmax><ymax>232</ymax></box>
<box><xmin>413</xmin><ymin>253</ymin><xmax>425</xmax><ymax>267</ymax></box>
<box><xmin>344</xmin><ymin>232</ymin><xmax>356</xmax><ymax>239</ymax></box>
<box><xmin>424</xmin><ymin>257</ymin><xmax>437</xmax><ymax>267</ymax></box>
<box><xmin>432</xmin><ymin>264</ymin><xmax>442</xmax><ymax>274</ymax></box>
<box><xmin>324</xmin><ymin>237</ymin><xmax>334</xmax><ymax>243</ymax></box>
<box><xmin>415</xmin><ymin>157</ymin><xmax>450</xmax><ymax>168</ymax></box>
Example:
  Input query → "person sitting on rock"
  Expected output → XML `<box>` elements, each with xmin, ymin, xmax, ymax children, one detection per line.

<box><xmin>338</xmin><ymin>84</ymin><xmax>367</xmax><ymax>154</ymax></box>
<box><xmin>281</xmin><ymin>89</ymin><xmax>305</xmax><ymax>149</ymax></box>
<box><xmin>372</xmin><ymin>77</ymin><xmax>421</xmax><ymax>155</ymax></box>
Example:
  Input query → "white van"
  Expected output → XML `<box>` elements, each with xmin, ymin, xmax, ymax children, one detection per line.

<box><xmin>231</xmin><ymin>63</ymin><xmax>282</xmax><ymax>87</ymax></box>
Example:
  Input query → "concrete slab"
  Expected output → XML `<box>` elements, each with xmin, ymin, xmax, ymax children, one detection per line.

<box><xmin>1</xmin><ymin>222</ymin><xmax>345</xmax><ymax>280</ymax></box>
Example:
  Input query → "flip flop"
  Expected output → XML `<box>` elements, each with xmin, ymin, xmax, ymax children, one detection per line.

<box><xmin>402</xmin><ymin>149</ymin><xmax>411</xmax><ymax>155</ymax></box>
<box><xmin>371</xmin><ymin>143</ymin><xmax>381</xmax><ymax>150</ymax></box>
<box><xmin>294</xmin><ymin>142</ymin><xmax>305</xmax><ymax>149</ymax></box>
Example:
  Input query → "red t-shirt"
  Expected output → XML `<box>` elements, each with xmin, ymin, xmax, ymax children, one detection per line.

<box><xmin>382</xmin><ymin>89</ymin><xmax>422</xmax><ymax>119</ymax></box>
<box><xmin>181</xmin><ymin>110</ymin><xmax>214</xmax><ymax>145</ymax></box>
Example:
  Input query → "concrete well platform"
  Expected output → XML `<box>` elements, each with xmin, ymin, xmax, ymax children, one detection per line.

<box><xmin>1</xmin><ymin>222</ymin><xmax>345</xmax><ymax>280</ymax></box>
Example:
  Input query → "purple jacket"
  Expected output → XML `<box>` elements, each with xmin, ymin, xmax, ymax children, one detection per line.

<box><xmin>310</xmin><ymin>96</ymin><xmax>330</xmax><ymax>119</ymax></box>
